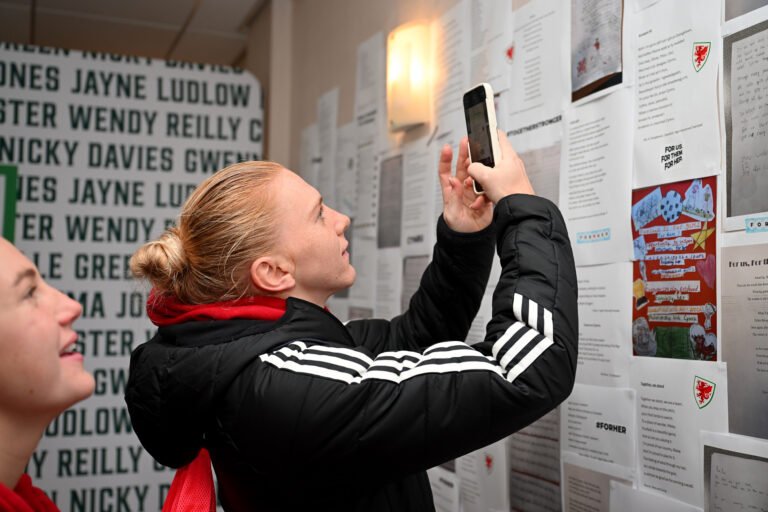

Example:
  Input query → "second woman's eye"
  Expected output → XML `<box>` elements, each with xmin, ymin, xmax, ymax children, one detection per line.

<box><xmin>25</xmin><ymin>285</ymin><xmax>38</xmax><ymax>300</ymax></box>
<box><xmin>318</xmin><ymin>205</ymin><xmax>325</xmax><ymax>221</ymax></box>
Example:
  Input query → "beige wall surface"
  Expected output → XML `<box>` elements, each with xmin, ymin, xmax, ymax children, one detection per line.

<box><xmin>244</xmin><ymin>1</ymin><xmax>272</xmax><ymax>158</ymax></box>
<box><xmin>287</xmin><ymin>0</ymin><xmax>458</xmax><ymax>170</ymax></box>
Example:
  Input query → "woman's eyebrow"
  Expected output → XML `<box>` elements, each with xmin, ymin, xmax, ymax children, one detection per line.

<box><xmin>13</xmin><ymin>267</ymin><xmax>37</xmax><ymax>287</ymax></box>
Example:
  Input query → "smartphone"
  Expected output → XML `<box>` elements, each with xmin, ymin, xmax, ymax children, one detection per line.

<box><xmin>463</xmin><ymin>82</ymin><xmax>502</xmax><ymax>194</ymax></box>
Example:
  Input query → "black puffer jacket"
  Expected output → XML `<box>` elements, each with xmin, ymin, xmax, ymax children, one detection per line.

<box><xmin>125</xmin><ymin>194</ymin><xmax>578</xmax><ymax>511</ymax></box>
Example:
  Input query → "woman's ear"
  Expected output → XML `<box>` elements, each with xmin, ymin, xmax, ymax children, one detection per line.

<box><xmin>249</xmin><ymin>256</ymin><xmax>295</xmax><ymax>294</ymax></box>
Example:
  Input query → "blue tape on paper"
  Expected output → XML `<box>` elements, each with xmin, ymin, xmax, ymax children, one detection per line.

<box><xmin>745</xmin><ymin>216</ymin><xmax>768</xmax><ymax>233</ymax></box>
<box><xmin>576</xmin><ymin>228</ymin><xmax>611</xmax><ymax>244</ymax></box>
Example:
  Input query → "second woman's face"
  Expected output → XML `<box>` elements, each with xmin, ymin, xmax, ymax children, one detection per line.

<box><xmin>272</xmin><ymin>169</ymin><xmax>356</xmax><ymax>304</ymax></box>
<box><xmin>0</xmin><ymin>239</ymin><xmax>95</xmax><ymax>418</ymax></box>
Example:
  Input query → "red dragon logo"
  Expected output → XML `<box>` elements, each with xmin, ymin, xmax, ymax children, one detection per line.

<box><xmin>694</xmin><ymin>376</ymin><xmax>715</xmax><ymax>409</ymax></box>
<box><xmin>484</xmin><ymin>453</ymin><xmax>494</xmax><ymax>474</ymax></box>
<box><xmin>693</xmin><ymin>42</ymin><xmax>711</xmax><ymax>72</ymax></box>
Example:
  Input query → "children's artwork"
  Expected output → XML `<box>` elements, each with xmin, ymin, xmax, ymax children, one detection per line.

<box><xmin>632</xmin><ymin>187</ymin><xmax>662</xmax><ymax>231</ymax></box>
<box><xmin>681</xmin><ymin>179</ymin><xmax>715</xmax><ymax>221</ymax></box>
<box><xmin>631</xmin><ymin>176</ymin><xmax>717</xmax><ymax>360</ymax></box>
<box><xmin>633</xmin><ymin>235</ymin><xmax>647</xmax><ymax>260</ymax></box>
<box><xmin>659</xmin><ymin>190</ymin><xmax>683</xmax><ymax>223</ymax></box>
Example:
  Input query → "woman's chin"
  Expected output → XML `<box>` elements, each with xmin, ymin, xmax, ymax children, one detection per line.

<box><xmin>61</xmin><ymin>373</ymin><xmax>96</xmax><ymax>408</ymax></box>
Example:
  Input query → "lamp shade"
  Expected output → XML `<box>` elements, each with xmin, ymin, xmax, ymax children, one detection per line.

<box><xmin>386</xmin><ymin>22</ymin><xmax>431</xmax><ymax>132</ymax></box>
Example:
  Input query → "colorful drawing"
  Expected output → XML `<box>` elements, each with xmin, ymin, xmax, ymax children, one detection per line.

<box><xmin>633</xmin><ymin>317</ymin><xmax>656</xmax><ymax>356</ymax></box>
<box><xmin>632</xmin><ymin>187</ymin><xmax>662</xmax><ymax>231</ymax></box>
<box><xmin>690</xmin><ymin>221</ymin><xmax>715</xmax><ymax>250</ymax></box>
<box><xmin>633</xmin><ymin>235</ymin><xmax>648</xmax><ymax>260</ymax></box>
<box><xmin>633</xmin><ymin>279</ymin><xmax>649</xmax><ymax>310</ymax></box>
<box><xmin>696</xmin><ymin>255</ymin><xmax>716</xmax><ymax>289</ymax></box>
<box><xmin>631</xmin><ymin>176</ymin><xmax>718</xmax><ymax>360</ymax></box>
<box><xmin>682</xmin><ymin>179</ymin><xmax>715</xmax><ymax>221</ymax></box>
<box><xmin>660</xmin><ymin>190</ymin><xmax>683</xmax><ymax>223</ymax></box>
<box><xmin>654</xmin><ymin>326</ymin><xmax>693</xmax><ymax>359</ymax></box>
<box><xmin>689</xmin><ymin>324</ymin><xmax>716</xmax><ymax>360</ymax></box>
<box><xmin>702</xmin><ymin>303</ymin><xmax>716</xmax><ymax>330</ymax></box>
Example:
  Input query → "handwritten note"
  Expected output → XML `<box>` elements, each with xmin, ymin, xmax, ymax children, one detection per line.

<box><xmin>733</xmin><ymin>32</ymin><xmax>768</xmax><ymax>145</ymax></box>
<box><xmin>729</xmin><ymin>22</ymin><xmax>768</xmax><ymax>217</ymax></box>
<box><xmin>710</xmin><ymin>452</ymin><xmax>768</xmax><ymax>512</ymax></box>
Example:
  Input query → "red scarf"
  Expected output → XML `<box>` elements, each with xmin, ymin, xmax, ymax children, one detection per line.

<box><xmin>147</xmin><ymin>290</ymin><xmax>287</xmax><ymax>326</ymax></box>
<box><xmin>161</xmin><ymin>449</ymin><xmax>217</xmax><ymax>512</ymax></box>
<box><xmin>0</xmin><ymin>474</ymin><xmax>60</xmax><ymax>512</ymax></box>
<box><xmin>148</xmin><ymin>291</ymin><xmax>288</xmax><ymax>512</ymax></box>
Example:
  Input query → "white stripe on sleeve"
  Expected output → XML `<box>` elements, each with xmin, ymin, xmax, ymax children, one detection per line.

<box><xmin>498</xmin><ymin>329</ymin><xmax>539</xmax><ymax>371</ymax></box>
<box><xmin>543</xmin><ymin>308</ymin><xmax>553</xmax><ymax>340</ymax></box>
<box><xmin>513</xmin><ymin>294</ymin><xmax>523</xmax><ymax>324</ymax></box>
<box><xmin>513</xmin><ymin>293</ymin><xmax>555</xmax><ymax>341</ymax></box>
<box><xmin>506</xmin><ymin>338</ymin><xmax>554</xmax><ymax>383</ymax></box>
<box><xmin>261</xmin><ymin>340</ymin><xmax>506</xmax><ymax>385</ymax></box>
<box><xmin>492</xmin><ymin>322</ymin><xmax>526</xmax><ymax>358</ymax></box>
<box><xmin>527</xmin><ymin>300</ymin><xmax>539</xmax><ymax>331</ymax></box>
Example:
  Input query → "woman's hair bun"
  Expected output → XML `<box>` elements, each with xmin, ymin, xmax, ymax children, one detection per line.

<box><xmin>130</xmin><ymin>227</ymin><xmax>187</xmax><ymax>293</ymax></box>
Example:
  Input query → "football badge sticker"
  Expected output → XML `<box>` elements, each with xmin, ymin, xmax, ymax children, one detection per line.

<box><xmin>694</xmin><ymin>376</ymin><xmax>716</xmax><ymax>409</ymax></box>
<box><xmin>506</xmin><ymin>44</ymin><xmax>515</xmax><ymax>63</ymax></box>
<box><xmin>484</xmin><ymin>453</ymin><xmax>494</xmax><ymax>474</ymax></box>
<box><xmin>693</xmin><ymin>42</ymin><xmax>711</xmax><ymax>72</ymax></box>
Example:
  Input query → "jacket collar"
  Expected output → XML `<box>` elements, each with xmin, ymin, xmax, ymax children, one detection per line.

<box><xmin>156</xmin><ymin>297</ymin><xmax>355</xmax><ymax>349</ymax></box>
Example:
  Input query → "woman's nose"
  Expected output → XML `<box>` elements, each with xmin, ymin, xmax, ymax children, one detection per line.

<box><xmin>333</xmin><ymin>208</ymin><xmax>351</xmax><ymax>233</ymax></box>
<box><xmin>57</xmin><ymin>287</ymin><xmax>83</xmax><ymax>326</ymax></box>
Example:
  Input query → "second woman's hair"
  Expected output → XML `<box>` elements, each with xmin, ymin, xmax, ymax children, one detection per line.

<box><xmin>130</xmin><ymin>161</ymin><xmax>284</xmax><ymax>303</ymax></box>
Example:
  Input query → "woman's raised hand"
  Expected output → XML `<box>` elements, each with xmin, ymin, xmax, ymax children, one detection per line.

<box><xmin>438</xmin><ymin>137</ymin><xmax>493</xmax><ymax>233</ymax></box>
<box><xmin>467</xmin><ymin>130</ymin><xmax>534</xmax><ymax>205</ymax></box>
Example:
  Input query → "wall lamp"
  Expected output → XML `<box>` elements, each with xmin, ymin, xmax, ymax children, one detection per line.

<box><xmin>386</xmin><ymin>22</ymin><xmax>432</xmax><ymax>132</ymax></box>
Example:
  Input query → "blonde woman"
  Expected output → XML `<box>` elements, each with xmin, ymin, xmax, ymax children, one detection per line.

<box><xmin>126</xmin><ymin>132</ymin><xmax>578</xmax><ymax>511</ymax></box>
<box><xmin>0</xmin><ymin>238</ymin><xmax>95</xmax><ymax>511</ymax></box>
